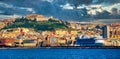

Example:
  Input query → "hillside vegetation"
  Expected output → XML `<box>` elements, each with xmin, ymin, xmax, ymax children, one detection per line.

<box><xmin>2</xmin><ymin>18</ymin><xmax>69</xmax><ymax>31</ymax></box>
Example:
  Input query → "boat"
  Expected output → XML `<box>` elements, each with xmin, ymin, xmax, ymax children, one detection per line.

<box><xmin>75</xmin><ymin>35</ymin><xmax>104</xmax><ymax>46</ymax></box>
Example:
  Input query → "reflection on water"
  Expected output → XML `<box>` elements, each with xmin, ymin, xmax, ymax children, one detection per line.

<box><xmin>0</xmin><ymin>48</ymin><xmax>120</xmax><ymax>59</ymax></box>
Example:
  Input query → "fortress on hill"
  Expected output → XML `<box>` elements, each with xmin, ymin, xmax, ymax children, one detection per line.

<box><xmin>26</xmin><ymin>14</ymin><xmax>58</xmax><ymax>22</ymax></box>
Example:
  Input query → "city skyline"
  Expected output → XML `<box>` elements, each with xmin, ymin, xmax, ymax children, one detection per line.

<box><xmin>0</xmin><ymin>1</ymin><xmax>120</xmax><ymax>59</ymax></box>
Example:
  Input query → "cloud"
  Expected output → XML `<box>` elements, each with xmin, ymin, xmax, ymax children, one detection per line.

<box><xmin>0</xmin><ymin>10</ymin><xmax>4</xmax><ymax>13</ymax></box>
<box><xmin>0</xmin><ymin>2</ymin><xmax>36</xmax><ymax>15</ymax></box>
<box><xmin>102</xmin><ymin>0</ymin><xmax>120</xmax><ymax>4</ymax></box>
<box><xmin>41</xmin><ymin>0</ymin><xmax>54</xmax><ymax>3</ymax></box>
<box><xmin>0</xmin><ymin>2</ymin><xmax>13</xmax><ymax>8</ymax></box>
<box><xmin>0</xmin><ymin>0</ymin><xmax>120</xmax><ymax>21</ymax></box>
<box><xmin>60</xmin><ymin>3</ymin><xmax>73</xmax><ymax>10</ymax></box>
<box><xmin>73</xmin><ymin>0</ymin><xmax>93</xmax><ymax>4</ymax></box>
<box><xmin>92</xmin><ymin>0</ymin><xmax>99</xmax><ymax>3</ymax></box>
<box><xmin>0</xmin><ymin>14</ymin><xmax>22</xmax><ymax>20</ymax></box>
<box><xmin>18</xmin><ymin>7</ymin><xmax>36</xmax><ymax>13</ymax></box>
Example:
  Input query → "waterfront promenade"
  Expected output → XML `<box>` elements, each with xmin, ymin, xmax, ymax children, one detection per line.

<box><xmin>0</xmin><ymin>46</ymin><xmax>120</xmax><ymax>49</ymax></box>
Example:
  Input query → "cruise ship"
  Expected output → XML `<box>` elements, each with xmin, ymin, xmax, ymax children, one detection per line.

<box><xmin>75</xmin><ymin>35</ymin><xmax>105</xmax><ymax>46</ymax></box>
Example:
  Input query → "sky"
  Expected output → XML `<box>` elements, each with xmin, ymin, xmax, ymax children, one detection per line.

<box><xmin>0</xmin><ymin>0</ymin><xmax>120</xmax><ymax>22</ymax></box>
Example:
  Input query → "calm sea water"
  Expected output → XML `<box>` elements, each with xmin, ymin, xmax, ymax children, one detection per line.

<box><xmin>0</xmin><ymin>48</ymin><xmax>120</xmax><ymax>59</ymax></box>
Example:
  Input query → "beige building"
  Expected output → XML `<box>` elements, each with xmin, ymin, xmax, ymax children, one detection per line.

<box><xmin>70</xmin><ymin>30</ymin><xmax>78</xmax><ymax>35</ymax></box>
<box><xmin>55</xmin><ymin>30</ymin><xmax>67</xmax><ymax>37</ymax></box>
<box><xmin>2</xmin><ymin>32</ymin><xmax>20</xmax><ymax>38</ymax></box>
<box><xmin>26</xmin><ymin>14</ymin><xmax>49</xmax><ymax>21</ymax></box>
<box><xmin>0</xmin><ymin>22</ymin><xmax>6</xmax><ymax>29</ymax></box>
<box><xmin>14</xmin><ymin>39</ymin><xmax>23</xmax><ymax>47</ymax></box>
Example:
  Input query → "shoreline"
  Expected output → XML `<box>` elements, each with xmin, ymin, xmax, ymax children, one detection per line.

<box><xmin>0</xmin><ymin>46</ymin><xmax>120</xmax><ymax>49</ymax></box>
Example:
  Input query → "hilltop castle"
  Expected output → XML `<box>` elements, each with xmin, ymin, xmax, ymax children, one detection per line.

<box><xmin>26</xmin><ymin>14</ymin><xmax>58</xmax><ymax>22</ymax></box>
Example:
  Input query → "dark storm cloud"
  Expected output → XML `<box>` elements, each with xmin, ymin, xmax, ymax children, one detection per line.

<box><xmin>103</xmin><ymin>0</ymin><xmax>120</xmax><ymax>4</ymax></box>
<box><xmin>92</xmin><ymin>0</ymin><xmax>120</xmax><ymax>4</ymax></box>
<box><xmin>68</xmin><ymin>0</ymin><xmax>120</xmax><ymax>5</ymax></box>
<box><xmin>0</xmin><ymin>0</ymin><xmax>120</xmax><ymax>21</ymax></box>
<box><xmin>0</xmin><ymin>0</ymin><xmax>60</xmax><ymax>15</ymax></box>
<box><xmin>71</xmin><ymin>0</ymin><xmax>93</xmax><ymax>4</ymax></box>
<box><xmin>93</xmin><ymin>8</ymin><xmax>120</xmax><ymax>19</ymax></box>
<box><xmin>67</xmin><ymin>0</ymin><xmax>120</xmax><ymax>5</ymax></box>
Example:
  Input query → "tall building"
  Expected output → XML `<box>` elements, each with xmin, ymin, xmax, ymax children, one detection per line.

<box><xmin>102</xmin><ymin>25</ymin><xmax>110</xmax><ymax>38</ymax></box>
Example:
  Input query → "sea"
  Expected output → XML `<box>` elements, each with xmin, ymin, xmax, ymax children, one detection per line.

<box><xmin>0</xmin><ymin>48</ymin><xmax>120</xmax><ymax>59</ymax></box>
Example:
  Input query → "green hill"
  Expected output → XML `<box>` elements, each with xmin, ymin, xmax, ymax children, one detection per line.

<box><xmin>2</xmin><ymin>18</ymin><xmax>69</xmax><ymax>31</ymax></box>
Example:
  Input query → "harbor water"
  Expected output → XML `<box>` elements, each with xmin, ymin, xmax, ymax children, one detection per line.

<box><xmin>0</xmin><ymin>48</ymin><xmax>120</xmax><ymax>59</ymax></box>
